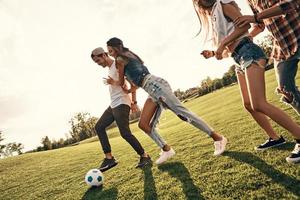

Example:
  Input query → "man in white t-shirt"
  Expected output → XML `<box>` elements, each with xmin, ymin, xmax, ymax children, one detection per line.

<box><xmin>91</xmin><ymin>47</ymin><xmax>151</xmax><ymax>171</ymax></box>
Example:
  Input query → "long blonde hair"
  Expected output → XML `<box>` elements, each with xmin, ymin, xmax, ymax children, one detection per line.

<box><xmin>193</xmin><ymin>0</ymin><xmax>240</xmax><ymax>45</ymax></box>
<box><xmin>193</xmin><ymin>0</ymin><xmax>215</xmax><ymax>43</ymax></box>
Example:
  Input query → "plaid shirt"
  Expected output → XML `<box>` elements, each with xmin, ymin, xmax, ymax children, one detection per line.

<box><xmin>249</xmin><ymin>0</ymin><xmax>300</xmax><ymax>60</ymax></box>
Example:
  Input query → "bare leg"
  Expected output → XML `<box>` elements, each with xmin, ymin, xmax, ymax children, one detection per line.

<box><xmin>105</xmin><ymin>152</ymin><xmax>113</xmax><ymax>159</ymax></box>
<box><xmin>139</xmin><ymin>98</ymin><xmax>171</xmax><ymax>151</ymax></box>
<box><xmin>237</xmin><ymin>71</ymin><xmax>279</xmax><ymax>139</ymax></box>
<box><xmin>245</xmin><ymin>60</ymin><xmax>300</xmax><ymax>139</ymax></box>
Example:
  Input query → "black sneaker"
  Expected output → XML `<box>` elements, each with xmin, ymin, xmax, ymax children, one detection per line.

<box><xmin>286</xmin><ymin>143</ymin><xmax>300</xmax><ymax>163</ymax></box>
<box><xmin>99</xmin><ymin>157</ymin><xmax>118</xmax><ymax>172</ymax></box>
<box><xmin>255</xmin><ymin>136</ymin><xmax>286</xmax><ymax>151</ymax></box>
<box><xmin>136</xmin><ymin>156</ymin><xmax>152</xmax><ymax>168</ymax></box>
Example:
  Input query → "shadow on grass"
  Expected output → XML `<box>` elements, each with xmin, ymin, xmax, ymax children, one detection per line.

<box><xmin>81</xmin><ymin>185</ymin><xmax>118</xmax><ymax>200</ymax></box>
<box><xmin>272</xmin><ymin>142</ymin><xmax>295</xmax><ymax>151</ymax></box>
<box><xmin>158</xmin><ymin>162</ymin><xmax>205</xmax><ymax>200</ymax></box>
<box><xmin>143</xmin><ymin>165</ymin><xmax>158</xmax><ymax>200</ymax></box>
<box><xmin>225</xmin><ymin>151</ymin><xmax>300</xmax><ymax>197</ymax></box>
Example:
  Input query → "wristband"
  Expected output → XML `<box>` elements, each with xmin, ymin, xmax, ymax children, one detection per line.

<box><xmin>254</xmin><ymin>13</ymin><xmax>261</xmax><ymax>23</ymax></box>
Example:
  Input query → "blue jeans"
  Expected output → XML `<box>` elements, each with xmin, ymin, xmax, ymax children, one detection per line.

<box><xmin>274</xmin><ymin>47</ymin><xmax>300</xmax><ymax>115</ymax></box>
<box><xmin>141</xmin><ymin>75</ymin><xmax>214</xmax><ymax>148</ymax></box>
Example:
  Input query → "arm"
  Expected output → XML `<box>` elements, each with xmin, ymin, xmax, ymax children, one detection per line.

<box><xmin>200</xmin><ymin>50</ymin><xmax>229</xmax><ymax>59</ymax></box>
<box><xmin>257</xmin><ymin>0</ymin><xmax>300</xmax><ymax>20</ymax></box>
<box><xmin>215</xmin><ymin>3</ymin><xmax>251</xmax><ymax>59</ymax></box>
<box><xmin>128</xmin><ymin>81</ymin><xmax>139</xmax><ymax>113</ymax></box>
<box><xmin>234</xmin><ymin>0</ymin><xmax>300</xmax><ymax>27</ymax></box>
<box><xmin>249</xmin><ymin>23</ymin><xmax>265</xmax><ymax>38</ymax></box>
<box><xmin>116</xmin><ymin>57</ymin><xmax>126</xmax><ymax>87</ymax></box>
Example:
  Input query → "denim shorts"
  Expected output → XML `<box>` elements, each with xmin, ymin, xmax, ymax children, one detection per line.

<box><xmin>232</xmin><ymin>37</ymin><xmax>267</xmax><ymax>73</ymax></box>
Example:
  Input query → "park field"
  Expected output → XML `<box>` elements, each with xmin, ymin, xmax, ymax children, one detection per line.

<box><xmin>0</xmin><ymin>68</ymin><xmax>299</xmax><ymax>200</ymax></box>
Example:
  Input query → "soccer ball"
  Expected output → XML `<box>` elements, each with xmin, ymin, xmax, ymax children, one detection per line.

<box><xmin>85</xmin><ymin>169</ymin><xmax>104</xmax><ymax>187</ymax></box>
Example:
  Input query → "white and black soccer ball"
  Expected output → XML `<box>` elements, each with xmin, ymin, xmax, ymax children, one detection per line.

<box><xmin>85</xmin><ymin>169</ymin><xmax>104</xmax><ymax>187</ymax></box>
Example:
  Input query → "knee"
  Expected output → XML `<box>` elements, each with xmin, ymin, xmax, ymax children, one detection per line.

<box><xmin>119</xmin><ymin>131</ymin><xmax>132</xmax><ymax>140</ymax></box>
<box><xmin>95</xmin><ymin>123</ymin><xmax>105</xmax><ymax>134</ymax></box>
<box><xmin>138</xmin><ymin>121</ymin><xmax>150</xmax><ymax>133</ymax></box>
<box><xmin>251</xmin><ymin>101</ymin><xmax>266</xmax><ymax>113</ymax></box>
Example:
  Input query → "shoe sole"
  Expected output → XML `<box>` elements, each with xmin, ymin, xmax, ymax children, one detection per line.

<box><xmin>99</xmin><ymin>162</ymin><xmax>118</xmax><ymax>172</ymax></box>
<box><xmin>213</xmin><ymin>137</ymin><xmax>228</xmax><ymax>156</ymax></box>
<box><xmin>136</xmin><ymin>160</ymin><xmax>153</xmax><ymax>168</ymax></box>
<box><xmin>155</xmin><ymin>153</ymin><xmax>176</xmax><ymax>165</ymax></box>
<box><xmin>286</xmin><ymin>157</ymin><xmax>300</xmax><ymax>164</ymax></box>
<box><xmin>254</xmin><ymin>141</ymin><xmax>286</xmax><ymax>151</ymax></box>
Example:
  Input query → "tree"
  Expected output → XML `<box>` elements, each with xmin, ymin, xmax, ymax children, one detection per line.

<box><xmin>0</xmin><ymin>131</ymin><xmax>24</xmax><ymax>157</ymax></box>
<box><xmin>257</xmin><ymin>34</ymin><xmax>273</xmax><ymax>59</ymax></box>
<box><xmin>69</xmin><ymin>112</ymin><xmax>97</xmax><ymax>142</ymax></box>
<box><xmin>222</xmin><ymin>65</ymin><xmax>237</xmax><ymax>86</ymax></box>
<box><xmin>2</xmin><ymin>143</ymin><xmax>24</xmax><ymax>157</ymax></box>
<box><xmin>212</xmin><ymin>78</ymin><xmax>223</xmax><ymax>90</ymax></box>
<box><xmin>0</xmin><ymin>131</ymin><xmax>6</xmax><ymax>156</ymax></box>
<box><xmin>41</xmin><ymin>136</ymin><xmax>52</xmax><ymax>150</ymax></box>
<box><xmin>174</xmin><ymin>89</ymin><xmax>185</xmax><ymax>101</ymax></box>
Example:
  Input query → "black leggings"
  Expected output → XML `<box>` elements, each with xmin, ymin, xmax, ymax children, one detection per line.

<box><xmin>95</xmin><ymin>104</ymin><xmax>145</xmax><ymax>155</ymax></box>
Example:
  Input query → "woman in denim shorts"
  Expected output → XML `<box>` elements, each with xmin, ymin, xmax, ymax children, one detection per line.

<box><xmin>105</xmin><ymin>37</ymin><xmax>228</xmax><ymax>165</ymax></box>
<box><xmin>194</xmin><ymin>0</ymin><xmax>300</xmax><ymax>162</ymax></box>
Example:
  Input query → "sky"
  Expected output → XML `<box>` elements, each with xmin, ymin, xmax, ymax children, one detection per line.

<box><xmin>0</xmin><ymin>0</ymin><xmax>263</xmax><ymax>151</ymax></box>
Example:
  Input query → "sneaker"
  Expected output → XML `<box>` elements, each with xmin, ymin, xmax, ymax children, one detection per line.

<box><xmin>255</xmin><ymin>136</ymin><xmax>286</xmax><ymax>151</ymax></box>
<box><xmin>136</xmin><ymin>156</ymin><xmax>152</xmax><ymax>168</ymax></box>
<box><xmin>155</xmin><ymin>148</ymin><xmax>176</xmax><ymax>164</ymax></box>
<box><xmin>99</xmin><ymin>157</ymin><xmax>118</xmax><ymax>172</ymax></box>
<box><xmin>213</xmin><ymin>136</ymin><xmax>227</xmax><ymax>156</ymax></box>
<box><xmin>286</xmin><ymin>143</ymin><xmax>300</xmax><ymax>163</ymax></box>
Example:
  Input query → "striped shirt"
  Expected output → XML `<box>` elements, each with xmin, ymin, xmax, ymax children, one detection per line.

<box><xmin>249</xmin><ymin>0</ymin><xmax>300</xmax><ymax>60</ymax></box>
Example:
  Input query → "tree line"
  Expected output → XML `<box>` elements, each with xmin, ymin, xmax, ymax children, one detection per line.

<box><xmin>174</xmin><ymin>35</ymin><xmax>273</xmax><ymax>101</ymax></box>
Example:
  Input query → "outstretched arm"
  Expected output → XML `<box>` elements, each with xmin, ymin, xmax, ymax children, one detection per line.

<box><xmin>234</xmin><ymin>0</ymin><xmax>300</xmax><ymax>27</ymax></box>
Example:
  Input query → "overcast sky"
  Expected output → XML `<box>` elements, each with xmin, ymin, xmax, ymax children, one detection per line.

<box><xmin>0</xmin><ymin>0</ymin><xmax>260</xmax><ymax>151</ymax></box>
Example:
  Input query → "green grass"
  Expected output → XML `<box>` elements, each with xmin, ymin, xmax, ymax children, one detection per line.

<box><xmin>1</xmin><ymin>68</ymin><xmax>300</xmax><ymax>200</ymax></box>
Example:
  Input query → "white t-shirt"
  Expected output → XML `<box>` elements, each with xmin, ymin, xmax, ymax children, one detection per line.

<box><xmin>108</xmin><ymin>61</ymin><xmax>131</xmax><ymax>108</ymax></box>
<box><xmin>211</xmin><ymin>0</ymin><xmax>248</xmax><ymax>47</ymax></box>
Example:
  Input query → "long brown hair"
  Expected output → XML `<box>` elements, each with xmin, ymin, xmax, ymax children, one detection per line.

<box><xmin>106</xmin><ymin>37</ymin><xmax>144</xmax><ymax>64</ymax></box>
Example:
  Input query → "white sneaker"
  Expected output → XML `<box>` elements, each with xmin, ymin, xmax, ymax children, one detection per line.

<box><xmin>213</xmin><ymin>136</ymin><xmax>227</xmax><ymax>156</ymax></box>
<box><xmin>286</xmin><ymin>143</ymin><xmax>300</xmax><ymax>163</ymax></box>
<box><xmin>155</xmin><ymin>148</ymin><xmax>176</xmax><ymax>164</ymax></box>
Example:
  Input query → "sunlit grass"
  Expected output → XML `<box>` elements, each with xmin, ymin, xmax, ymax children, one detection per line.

<box><xmin>1</xmin><ymin>68</ymin><xmax>299</xmax><ymax>200</ymax></box>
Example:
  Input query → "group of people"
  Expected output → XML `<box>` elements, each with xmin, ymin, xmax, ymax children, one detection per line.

<box><xmin>91</xmin><ymin>0</ymin><xmax>300</xmax><ymax>172</ymax></box>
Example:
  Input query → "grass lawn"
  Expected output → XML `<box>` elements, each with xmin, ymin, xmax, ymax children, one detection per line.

<box><xmin>0</xmin><ymin>68</ymin><xmax>299</xmax><ymax>200</ymax></box>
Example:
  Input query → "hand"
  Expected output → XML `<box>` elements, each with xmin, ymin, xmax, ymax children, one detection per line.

<box><xmin>201</xmin><ymin>50</ymin><xmax>215</xmax><ymax>59</ymax></box>
<box><xmin>234</xmin><ymin>15</ymin><xmax>255</xmax><ymax>28</ymax></box>
<box><xmin>215</xmin><ymin>45</ymin><xmax>225</xmax><ymax>60</ymax></box>
<box><xmin>276</xmin><ymin>86</ymin><xmax>293</xmax><ymax>103</ymax></box>
<box><xmin>104</xmin><ymin>76</ymin><xmax>116</xmax><ymax>85</ymax></box>
<box><xmin>131</xmin><ymin>103</ymin><xmax>139</xmax><ymax>113</ymax></box>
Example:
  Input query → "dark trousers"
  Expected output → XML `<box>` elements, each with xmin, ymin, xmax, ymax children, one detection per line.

<box><xmin>95</xmin><ymin>104</ymin><xmax>145</xmax><ymax>155</ymax></box>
